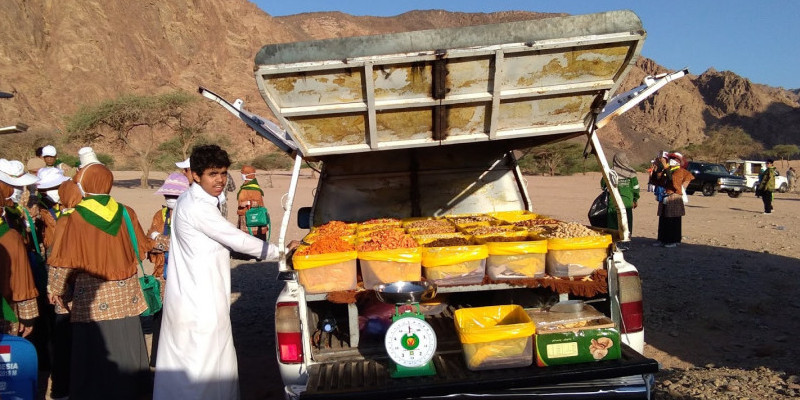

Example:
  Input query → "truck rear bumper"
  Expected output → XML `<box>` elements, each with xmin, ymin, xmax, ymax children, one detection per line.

<box><xmin>295</xmin><ymin>345</ymin><xmax>657</xmax><ymax>400</ymax></box>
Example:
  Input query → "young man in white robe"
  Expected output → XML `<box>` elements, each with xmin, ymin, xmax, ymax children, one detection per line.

<box><xmin>154</xmin><ymin>145</ymin><xmax>285</xmax><ymax>399</ymax></box>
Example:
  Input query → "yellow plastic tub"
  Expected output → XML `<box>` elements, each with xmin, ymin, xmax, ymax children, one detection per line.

<box><xmin>454</xmin><ymin>305</ymin><xmax>535</xmax><ymax>371</ymax></box>
<box><xmin>420</xmin><ymin>243</ymin><xmax>488</xmax><ymax>286</ymax></box>
<box><xmin>292</xmin><ymin>250</ymin><xmax>358</xmax><ymax>294</ymax></box>
<box><xmin>546</xmin><ymin>235</ymin><xmax>612</xmax><ymax>277</ymax></box>
<box><xmin>485</xmin><ymin>240</ymin><xmax>547</xmax><ymax>279</ymax></box>
<box><xmin>358</xmin><ymin>247</ymin><xmax>422</xmax><ymax>289</ymax></box>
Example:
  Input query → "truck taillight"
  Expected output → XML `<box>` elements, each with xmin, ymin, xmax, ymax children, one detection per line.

<box><xmin>276</xmin><ymin>302</ymin><xmax>303</xmax><ymax>363</ymax></box>
<box><xmin>618</xmin><ymin>271</ymin><xmax>643</xmax><ymax>333</ymax></box>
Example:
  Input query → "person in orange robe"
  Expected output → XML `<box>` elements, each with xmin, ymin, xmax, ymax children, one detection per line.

<box><xmin>47</xmin><ymin>162</ymin><xmax>152</xmax><ymax>400</ymax></box>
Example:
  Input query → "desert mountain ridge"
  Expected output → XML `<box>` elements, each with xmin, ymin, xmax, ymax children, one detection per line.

<box><xmin>1</xmin><ymin>0</ymin><xmax>799</xmax><ymax>165</ymax></box>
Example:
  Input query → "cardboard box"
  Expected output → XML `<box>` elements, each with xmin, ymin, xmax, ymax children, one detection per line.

<box><xmin>528</xmin><ymin>307</ymin><xmax>621</xmax><ymax>367</ymax></box>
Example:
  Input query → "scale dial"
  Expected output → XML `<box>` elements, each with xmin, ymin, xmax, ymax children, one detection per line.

<box><xmin>384</xmin><ymin>315</ymin><xmax>437</xmax><ymax>368</ymax></box>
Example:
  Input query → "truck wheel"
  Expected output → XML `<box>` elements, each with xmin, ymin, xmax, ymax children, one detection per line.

<box><xmin>702</xmin><ymin>183</ymin><xmax>716</xmax><ymax>196</ymax></box>
<box><xmin>685</xmin><ymin>190</ymin><xmax>695</xmax><ymax>195</ymax></box>
<box><xmin>779</xmin><ymin>183</ymin><xmax>788</xmax><ymax>193</ymax></box>
<box><xmin>728</xmin><ymin>191</ymin><xmax>742</xmax><ymax>198</ymax></box>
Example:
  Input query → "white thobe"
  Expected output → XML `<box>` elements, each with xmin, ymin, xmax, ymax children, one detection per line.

<box><xmin>153</xmin><ymin>183</ymin><xmax>279</xmax><ymax>400</ymax></box>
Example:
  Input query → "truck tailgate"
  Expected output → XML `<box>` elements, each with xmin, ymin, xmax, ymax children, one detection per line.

<box><xmin>300</xmin><ymin>345</ymin><xmax>657</xmax><ymax>399</ymax></box>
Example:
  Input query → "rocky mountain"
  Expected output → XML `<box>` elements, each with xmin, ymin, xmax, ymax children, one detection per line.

<box><xmin>1</xmin><ymin>0</ymin><xmax>799</xmax><ymax>164</ymax></box>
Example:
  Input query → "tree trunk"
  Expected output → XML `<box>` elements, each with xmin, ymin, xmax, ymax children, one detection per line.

<box><xmin>140</xmin><ymin>162</ymin><xmax>150</xmax><ymax>189</ymax></box>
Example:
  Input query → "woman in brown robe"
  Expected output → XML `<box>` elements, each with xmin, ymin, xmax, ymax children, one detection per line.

<box><xmin>47</xmin><ymin>163</ymin><xmax>152</xmax><ymax>400</ymax></box>
<box><xmin>0</xmin><ymin>178</ymin><xmax>40</xmax><ymax>337</ymax></box>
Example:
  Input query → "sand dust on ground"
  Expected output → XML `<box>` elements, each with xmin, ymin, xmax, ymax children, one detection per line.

<box><xmin>41</xmin><ymin>169</ymin><xmax>798</xmax><ymax>399</ymax></box>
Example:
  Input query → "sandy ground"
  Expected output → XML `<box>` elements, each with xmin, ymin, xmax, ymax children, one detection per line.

<box><xmin>40</xmin><ymin>169</ymin><xmax>800</xmax><ymax>399</ymax></box>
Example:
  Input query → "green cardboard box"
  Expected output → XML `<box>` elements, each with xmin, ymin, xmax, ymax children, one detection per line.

<box><xmin>534</xmin><ymin>317</ymin><xmax>621</xmax><ymax>367</ymax></box>
<box><xmin>527</xmin><ymin>307</ymin><xmax>621</xmax><ymax>367</ymax></box>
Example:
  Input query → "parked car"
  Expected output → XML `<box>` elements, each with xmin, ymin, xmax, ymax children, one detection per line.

<box><xmin>686</xmin><ymin>161</ymin><xmax>747</xmax><ymax>197</ymax></box>
<box><xmin>724</xmin><ymin>160</ymin><xmax>789</xmax><ymax>193</ymax></box>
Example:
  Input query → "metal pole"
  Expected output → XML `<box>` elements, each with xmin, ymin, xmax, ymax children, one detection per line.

<box><xmin>278</xmin><ymin>153</ymin><xmax>304</xmax><ymax>271</ymax></box>
<box><xmin>588</xmin><ymin>126</ymin><xmax>630</xmax><ymax>241</ymax></box>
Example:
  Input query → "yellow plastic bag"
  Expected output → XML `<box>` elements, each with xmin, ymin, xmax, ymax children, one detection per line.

<box><xmin>454</xmin><ymin>305</ymin><xmax>535</xmax><ymax>344</ymax></box>
<box><xmin>357</xmin><ymin>247</ymin><xmax>421</xmax><ymax>263</ymax></box>
<box><xmin>293</xmin><ymin>250</ymin><xmax>358</xmax><ymax>270</ymax></box>
<box><xmin>485</xmin><ymin>240</ymin><xmax>546</xmax><ymax>255</ymax></box>
<box><xmin>488</xmin><ymin>210</ymin><xmax>537</xmax><ymax>224</ymax></box>
<box><xmin>547</xmin><ymin>235</ymin><xmax>612</xmax><ymax>250</ymax></box>
<box><xmin>472</xmin><ymin>229</ymin><xmax>530</xmax><ymax>244</ymax></box>
<box><xmin>421</xmin><ymin>245</ymin><xmax>488</xmax><ymax>267</ymax></box>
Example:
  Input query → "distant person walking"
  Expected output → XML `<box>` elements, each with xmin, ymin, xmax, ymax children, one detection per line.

<box><xmin>757</xmin><ymin>159</ymin><xmax>777</xmax><ymax>214</ymax></box>
<box><xmin>786</xmin><ymin>166</ymin><xmax>796</xmax><ymax>193</ymax></box>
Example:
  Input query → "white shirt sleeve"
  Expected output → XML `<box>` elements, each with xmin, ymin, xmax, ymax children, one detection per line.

<box><xmin>192</xmin><ymin>201</ymin><xmax>280</xmax><ymax>261</ymax></box>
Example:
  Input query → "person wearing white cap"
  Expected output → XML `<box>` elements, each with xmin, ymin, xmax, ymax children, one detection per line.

<box><xmin>35</xmin><ymin>167</ymin><xmax>71</xmax><ymax>247</ymax></box>
<box><xmin>41</xmin><ymin>145</ymin><xmax>58</xmax><ymax>167</ymax></box>
<box><xmin>0</xmin><ymin>159</ymin><xmax>40</xmax><ymax>338</ymax></box>
<box><xmin>175</xmin><ymin>157</ymin><xmax>235</xmax><ymax>219</ymax></box>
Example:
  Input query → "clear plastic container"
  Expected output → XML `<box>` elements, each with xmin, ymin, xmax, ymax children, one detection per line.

<box><xmin>545</xmin><ymin>235</ymin><xmax>612</xmax><ymax>277</ymax></box>
<box><xmin>296</xmin><ymin>258</ymin><xmax>357</xmax><ymax>294</ymax></box>
<box><xmin>485</xmin><ymin>240</ymin><xmax>547</xmax><ymax>279</ymax></box>
<box><xmin>424</xmin><ymin>259</ymin><xmax>486</xmax><ymax>286</ymax></box>
<box><xmin>454</xmin><ymin>305</ymin><xmax>535</xmax><ymax>371</ymax></box>
<box><xmin>359</xmin><ymin>259</ymin><xmax>421</xmax><ymax>290</ymax></box>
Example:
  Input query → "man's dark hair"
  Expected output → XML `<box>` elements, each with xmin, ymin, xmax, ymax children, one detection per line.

<box><xmin>35</xmin><ymin>147</ymin><xmax>43</xmax><ymax>157</ymax></box>
<box><xmin>766</xmin><ymin>159</ymin><xmax>774</xmax><ymax>164</ymax></box>
<box><xmin>190</xmin><ymin>144</ymin><xmax>231</xmax><ymax>176</ymax></box>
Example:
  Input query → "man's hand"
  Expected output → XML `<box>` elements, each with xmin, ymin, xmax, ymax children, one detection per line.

<box><xmin>633</xmin><ymin>201</ymin><xmax>638</xmax><ymax>209</ymax></box>
<box><xmin>286</xmin><ymin>240</ymin><xmax>302</xmax><ymax>252</ymax></box>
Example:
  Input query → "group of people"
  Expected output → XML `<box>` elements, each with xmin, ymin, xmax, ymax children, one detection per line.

<box><xmin>1</xmin><ymin>143</ymin><xmax>283</xmax><ymax>399</ymax></box>
<box><xmin>600</xmin><ymin>151</ymin><xmax>694</xmax><ymax>248</ymax></box>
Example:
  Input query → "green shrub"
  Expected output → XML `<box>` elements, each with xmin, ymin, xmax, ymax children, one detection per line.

<box><xmin>517</xmin><ymin>141</ymin><xmax>600</xmax><ymax>175</ymax></box>
<box><xmin>250</xmin><ymin>152</ymin><xmax>294</xmax><ymax>170</ymax></box>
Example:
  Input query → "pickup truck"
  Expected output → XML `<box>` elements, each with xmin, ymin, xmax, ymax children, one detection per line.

<box><xmin>685</xmin><ymin>161</ymin><xmax>747</xmax><ymax>197</ymax></box>
<box><xmin>202</xmin><ymin>10</ymin><xmax>687</xmax><ymax>399</ymax></box>
<box><xmin>726</xmin><ymin>160</ymin><xmax>789</xmax><ymax>193</ymax></box>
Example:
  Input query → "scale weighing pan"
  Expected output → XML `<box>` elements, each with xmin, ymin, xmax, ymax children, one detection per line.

<box><xmin>374</xmin><ymin>281</ymin><xmax>437</xmax><ymax>304</ymax></box>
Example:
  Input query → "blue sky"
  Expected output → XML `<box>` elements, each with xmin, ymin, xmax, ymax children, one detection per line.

<box><xmin>252</xmin><ymin>0</ymin><xmax>799</xmax><ymax>89</ymax></box>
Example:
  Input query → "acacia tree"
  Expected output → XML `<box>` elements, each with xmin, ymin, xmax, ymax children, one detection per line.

<box><xmin>65</xmin><ymin>91</ymin><xmax>200</xmax><ymax>188</ymax></box>
<box><xmin>697</xmin><ymin>126</ymin><xmax>762</xmax><ymax>163</ymax></box>
<box><xmin>766</xmin><ymin>144</ymin><xmax>799</xmax><ymax>168</ymax></box>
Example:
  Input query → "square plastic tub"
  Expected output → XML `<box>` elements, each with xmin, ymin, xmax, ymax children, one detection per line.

<box><xmin>423</xmin><ymin>259</ymin><xmax>486</xmax><ymax>286</ymax></box>
<box><xmin>454</xmin><ymin>305</ymin><xmax>535</xmax><ymax>371</ymax></box>
<box><xmin>360</xmin><ymin>259</ymin><xmax>421</xmax><ymax>289</ymax></box>
<box><xmin>546</xmin><ymin>235</ymin><xmax>612</xmax><ymax>277</ymax></box>
<box><xmin>293</xmin><ymin>253</ymin><xmax>358</xmax><ymax>294</ymax></box>
<box><xmin>485</xmin><ymin>240</ymin><xmax>547</xmax><ymax>279</ymax></box>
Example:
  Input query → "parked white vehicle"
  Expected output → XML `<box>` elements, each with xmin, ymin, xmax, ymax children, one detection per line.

<box><xmin>202</xmin><ymin>10</ymin><xmax>687</xmax><ymax>400</ymax></box>
<box><xmin>726</xmin><ymin>160</ymin><xmax>789</xmax><ymax>192</ymax></box>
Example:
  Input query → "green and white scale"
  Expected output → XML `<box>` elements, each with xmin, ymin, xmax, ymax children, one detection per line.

<box><xmin>375</xmin><ymin>281</ymin><xmax>439</xmax><ymax>378</ymax></box>
<box><xmin>384</xmin><ymin>304</ymin><xmax>437</xmax><ymax>378</ymax></box>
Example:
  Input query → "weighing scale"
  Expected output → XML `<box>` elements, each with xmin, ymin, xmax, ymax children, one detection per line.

<box><xmin>375</xmin><ymin>281</ymin><xmax>438</xmax><ymax>378</ymax></box>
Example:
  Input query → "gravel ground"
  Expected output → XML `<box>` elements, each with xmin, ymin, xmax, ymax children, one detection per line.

<box><xmin>36</xmin><ymin>170</ymin><xmax>797</xmax><ymax>400</ymax></box>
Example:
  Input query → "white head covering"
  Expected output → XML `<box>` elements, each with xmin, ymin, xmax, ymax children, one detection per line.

<box><xmin>42</xmin><ymin>145</ymin><xmax>57</xmax><ymax>157</ymax></box>
<box><xmin>0</xmin><ymin>159</ymin><xmax>39</xmax><ymax>186</ymax></box>
<box><xmin>175</xmin><ymin>157</ymin><xmax>190</xmax><ymax>169</ymax></box>
<box><xmin>78</xmin><ymin>147</ymin><xmax>101</xmax><ymax>168</ymax></box>
<box><xmin>36</xmin><ymin>167</ymin><xmax>70</xmax><ymax>189</ymax></box>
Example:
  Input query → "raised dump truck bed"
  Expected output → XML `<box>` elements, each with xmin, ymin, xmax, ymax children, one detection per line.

<box><xmin>253</xmin><ymin>10</ymin><xmax>644</xmax><ymax>157</ymax></box>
